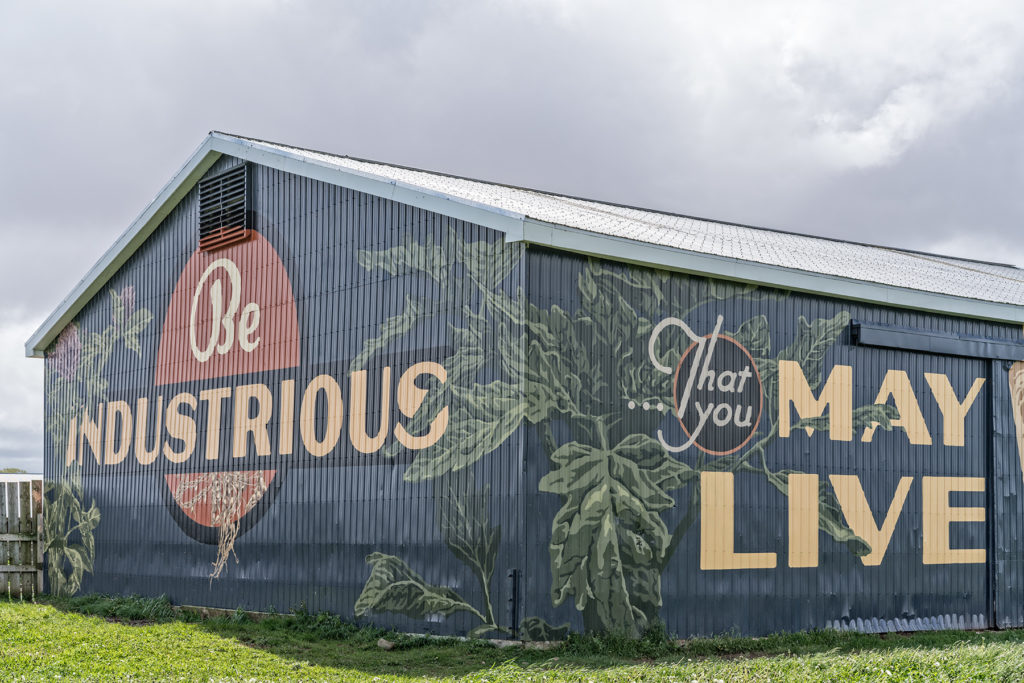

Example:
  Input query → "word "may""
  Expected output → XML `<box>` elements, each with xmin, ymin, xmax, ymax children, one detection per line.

<box><xmin>780</xmin><ymin>361</ymin><xmax>986</xmax><ymax>446</ymax></box>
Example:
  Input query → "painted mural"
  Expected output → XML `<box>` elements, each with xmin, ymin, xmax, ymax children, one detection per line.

<box><xmin>42</xmin><ymin>162</ymin><xmax>1024</xmax><ymax>637</ymax></box>
<box><xmin>347</xmin><ymin>234</ymin><xmax>907</xmax><ymax>637</ymax></box>
<box><xmin>44</xmin><ymin>287</ymin><xmax>152</xmax><ymax>595</ymax></box>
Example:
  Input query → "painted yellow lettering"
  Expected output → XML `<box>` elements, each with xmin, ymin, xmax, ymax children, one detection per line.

<box><xmin>232</xmin><ymin>384</ymin><xmax>273</xmax><ymax>459</ymax></box>
<box><xmin>830</xmin><ymin>475</ymin><xmax>912</xmax><ymax>566</ymax></box>
<box><xmin>103</xmin><ymin>400</ymin><xmax>133</xmax><ymax>466</ymax></box>
<box><xmin>922</xmin><ymin>476</ymin><xmax>985</xmax><ymax>565</ymax></box>
<box><xmin>79</xmin><ymin>404</ymin><xmax>104</xmax><ymax>466</ymax></box>
<box><xmin>924</xmin><ymin>374</ymin><xmax>985</xmax><ymax>447</ymax></box>
<box><xmin>278</xmin><ymin>379</ymin><xmax>295</xmax><ymax>456</ymax></box>
<box><xmin>64</xmin><ymin>416</ymin><xmax>78</xmax><ymax>466</ymax></box>
<box><xmin>394</xmin><ymin>362</ymin><xmax>449</xmax><ymax>450</ymax></box>
<box><xmin>788</xmin><ymin>473</ymin><xmax>819</xmax><ymax>568</ymax></box>
<box><xmin>300</xmin><ymin>374</ymin><xmax>343</xmax><ymax>457</ymax></box>
<box><xmin>349</xmin><ymin>367</ymin><xmax>392</xmax><ymax>454</ymax></box>
<box><xmin>778</xmin><ymin>360</ymin><xmax>852</xmax><ymax>440</ymax></box>
<box><xmin>164</xmin><ymin>392</ymin><xmax>198</xmax><ymax>463</ymax></box>
<box><xmin>134</xmin><ymin>396</ymin><xmax>164</xmax><ymax>466</ymax></box>
<box><xmin>700</xmin><ymin>472</ymin><xmax>777</xmax><ymax>570</ymax></box>
<box><xmin>199</xmin><ymin>387</ymin><xmax>231</xmax><ymax>461</ymax></box>
<box><xmin>862</xmin><ymin>370</ymin><xmax>931</xmax><ymax>445</ymax></box>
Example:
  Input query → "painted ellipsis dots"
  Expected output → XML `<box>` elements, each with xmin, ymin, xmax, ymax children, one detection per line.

<box><xmin>189</xmin><ymin>258</ymin><xmax>262</xmax><ymax>362</ymax></box>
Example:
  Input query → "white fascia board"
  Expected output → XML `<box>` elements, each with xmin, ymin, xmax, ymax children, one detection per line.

<box><xmin>27</xmin><ymin>132</ymin><xmax>1023</xmax><ymax>359</ymax></box>
<box><xmin>208</xmin><ymin>134</ymin><xmax>530</xmax><ymax>239</ymax></box>
<box><xmin>516</xmin><ymin>219</ymin><xmax>1024</xmax><ymax>325</ymax></box>
<box><xmin>24</xmin><ymin>138</ymin><xmax>224</xmax><ymax>358</ymax></box>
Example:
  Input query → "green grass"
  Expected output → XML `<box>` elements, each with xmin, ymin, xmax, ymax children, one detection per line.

<box><xmin>2</xmin><ymin>595</ymin><xmax>1024</xmax><ymax>681</ymax></box>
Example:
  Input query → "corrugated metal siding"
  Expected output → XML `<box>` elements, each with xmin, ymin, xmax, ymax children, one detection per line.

<box><xmin>43</xmin><ymin>159</ymin><xmax>525</xmax><ymax>636</ymax></box>
<box><xmin>41</xmin><ymin>154</ymin><xmax>1024</xmax><ymax>639</ymax></box>
<box><xmin>521</xmin><ymin>246</ymin><xmax>1020</xmax><ymax>637</ymax></box>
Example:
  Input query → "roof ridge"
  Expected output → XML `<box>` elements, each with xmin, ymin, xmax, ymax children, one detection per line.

<box><xmin>216</xmin><ymin>131</ymin><xmax>1020</xmax><ymax>272</ymax></box>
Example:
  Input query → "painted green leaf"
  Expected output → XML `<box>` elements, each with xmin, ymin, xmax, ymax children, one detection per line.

<box><xmin>709</xmin><ymin>279</ymin><xmax>758</xmax><ymax>301</ymax></box>
<box><xmin>519</xmin><ymin>616</ymin><xmax>571</xmax><ymax>641</ymax></box>
<box><xmin>404</xmin><ymin>381</ymin><xmax>526</xmax><ymax>481</ymax></box>
<box><xmin>354</xmin><ymin>553</ymin><xmax>483</xmax><ymax>621</ymax></box>
<box><xmin>791</xmin><ymin>403</ymin><xmax>900</xmax><ymax>436</ymax></box>
<box><xmin>539</xmin><ymin>437</ymin><xmax>676</xmax><ymax>637</ymax></box>
<box><xmin>349</xmin><ymin>295</ymin><xmax>437</xmax><ymax>372</ymax></box>
<box><xmin>762</xmin><ymin>311</ymin><xmax>850</xmax><ymax>424</ymax></box>
<box><xmin>779</xmin><ymin>312</ymin><xmax>850</xmax><ymax>391</ymax></box>
<box><xmin>110</xmin><ymin>289</ymin><xmax>125</xmax><ymax>329</ymax></box>
<box><xmin>467</xmin><ymin>623</ymin><xmax>502</xmax><ymax>639</ymax></box>
<box><xmin>453</xmin><ymin>229</ymin><xmax>521</xmax><ymax>291</ymax></box>
<box><xmin>436</xmin><ymin>474</ymin><xmax>501</xmax><ymax>604</ymax></box>
<box><xmin>125</xmin><ymin>308</ymin><xmax>153</xmax><ymax>335</ymax></box>
<box><xmin>762</xmin><ymin>468</ymin><xmax>870</xmax><ymax>557</ymax></box>
<box><xmin>730</xmin><ymin>314</ymin><xmax>770</xmax><ymax>358</ymax></box>
<box><xmin>357</xmin><ymin>239</ymin><xmax>448</xmax><ymax>284</ymax></box>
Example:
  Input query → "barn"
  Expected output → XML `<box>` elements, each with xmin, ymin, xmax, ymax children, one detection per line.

<box><xmin>25</xmin><ymin>132</ymin><xmax>1024</xmax><ymax>638</ymax></box>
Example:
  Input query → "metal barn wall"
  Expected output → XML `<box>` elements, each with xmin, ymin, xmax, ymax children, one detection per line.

<box><xmin>43</xmin><ymin>157</ymin><xmax>526</xmax><ymax>637</ymax></box>
<box><xmin>519</xmin><ymin>246</ymin><xmax>1024</xmax><ymax>638</ymax></box>
<box><xmin>41</xmin><ymin>155</ymin><xmax>1024</xmax><ymax>640</ymax></box>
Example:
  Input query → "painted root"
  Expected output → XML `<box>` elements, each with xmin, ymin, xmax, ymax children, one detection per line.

<box><xmin>170</xmin><ymin>471</ymin><xmax>270</xmax><ymax>580</ymax></box>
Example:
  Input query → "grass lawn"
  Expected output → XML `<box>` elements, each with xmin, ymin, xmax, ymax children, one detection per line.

<box><xmin>2</xmin><ymin>596</ymin><xmax>1024</xmax><ymax>681</ymax></box>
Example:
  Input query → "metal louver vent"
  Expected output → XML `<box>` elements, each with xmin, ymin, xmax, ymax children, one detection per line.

<box><xmin>198</xmin><ymin>164</ymin><xmax>251</xmax><ymax>251</ymax></box>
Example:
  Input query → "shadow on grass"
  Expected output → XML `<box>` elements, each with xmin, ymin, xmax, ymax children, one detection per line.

<box><xmin>35</xmin><ymin>594</ymin><xmax>1024</xmax><ymax>679</ymax></box>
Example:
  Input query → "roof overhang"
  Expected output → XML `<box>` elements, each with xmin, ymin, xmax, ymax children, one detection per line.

<box><xmin>25</xmin><ymin>133</ymin><xmax>1024</xmax><ymax>358</ymax></box>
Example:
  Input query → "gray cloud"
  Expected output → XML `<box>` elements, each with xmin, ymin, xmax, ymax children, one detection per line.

<box><xmin>3</xmin><ymin>0</ymin><xmax>1024</xmax><ymax>470</ymax></box>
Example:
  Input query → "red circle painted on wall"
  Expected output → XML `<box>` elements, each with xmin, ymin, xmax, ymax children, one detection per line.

<box><xmin>155</xmin><ymin>232</ymin><xmax>299</xmax><ymax>386</ymax></box>
<box><xmin>155</xmin><ymin>232</ymin><xmax>299</xmax><ymax>545</ymax></box>
<box><xmin>672</xmin><ymin>334</ymin><xmax>763</xmax><ymax>456</ymax></box>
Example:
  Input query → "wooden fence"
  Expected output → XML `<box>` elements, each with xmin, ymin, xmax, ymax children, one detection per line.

<box><xmin>1</xmin><ymin>480</ymin><xmax>43</xmax><ymax>598</ymax></box>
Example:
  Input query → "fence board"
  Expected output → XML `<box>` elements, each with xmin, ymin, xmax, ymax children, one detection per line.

<box><xmin>0</xmin><ymin>480</ymin><xmax>43</xmax><ymax>599</ymax></box>
<box><xmin>34</xmin><ymin>481</ymin><xmax>43</xmax><ymax>594</ymax></box>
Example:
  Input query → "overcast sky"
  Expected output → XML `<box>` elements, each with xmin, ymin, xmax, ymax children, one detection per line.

<box><xmin>2</xmin><ymin>0</ymin><xmax>1023</xmax><ymax>472</ymax></box>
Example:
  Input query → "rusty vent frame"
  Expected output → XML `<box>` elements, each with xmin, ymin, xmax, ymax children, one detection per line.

<box><xmin>198</xmin><ymin>164</ymin><xmax>251</xmax><ymax>251</ymax></box>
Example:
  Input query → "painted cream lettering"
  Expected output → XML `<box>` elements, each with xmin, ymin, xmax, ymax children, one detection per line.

<box><xmin>199</xmin><ymin>387</ymin><xmax>231</xmax><ymax>460</ymax></box>
<box><xmin>922</xmin><ymin>476</ymin><xmax>985</xmax><ymax>565</ymax></box>
<box><xmin>103</xmin><ymin>400</ymin><xmax>132</xmax><ymax>466</ymax></box>
<box><xmin>830</xmin><ymin>475</ymin><xmax>912</xmax><ymax>566</ymax></box>
<box><xmin>700</xmin><ymin>472</ymin><xmax>777</xmax><ymax>570</ymax></box>
<box><xmin>924</xmin><ymin>374</ymin><xmax>985</xmax><ymax>447</ymax></box>
<box><xmin>164</xmin><ymin>392</ymin><xmax>198</xmax><ymax>463</ymax></box>
<box><xmin>349</xmin><ymin>367</ymin><xmax>392</xmax><ymax>454</ymax></box>
<box><xmin>79</xmin><ymin>404</ymin><xmax>104</xmax><ymax>466</ymax></box>
<box><xmin>394</xmin><ymin>362</ymin><xmax>448</xmax><ymax>450</ymax></box>
<box><xmin>788</xmin><ymin>473</ymin><xmax>819</xmax><ymax>568</ymax></box>
<box><xmin>300</xmin><ymin>374</ymin><xmax>343</xmax><ymax>457</ymax></box>
<box><xmin>232</xmin><ymin>383</ymin><xmax>273</xmax><ymax>458</ymax></box>
<box><xmin>778</xmin><ymin>361</ymin><xmax>852</xmax><ymax>440</ymax></box>
<box><xmin>862</xmin><ymin>370</ymin><xmax>931</xmax><ymax>445</ymax></box>
<box><xmin>134</xmin><ymin>396</ymin><xmax>164</xmax><ymax>465</ymax></box>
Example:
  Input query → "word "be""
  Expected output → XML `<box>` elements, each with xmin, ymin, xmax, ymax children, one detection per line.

<box><xmin>189</xmin><ymin>258</ymin><xmax>260</xmax><ymax>362</ymax></box>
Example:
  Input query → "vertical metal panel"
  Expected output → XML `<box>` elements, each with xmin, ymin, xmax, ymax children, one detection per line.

<box><xmin>41</xmin><ymin>157</ymin><xmax>524</xmax><ymax>638</ymax></box>
<box><xmin>520</xmin><ymin>246</ymin><xmax>1013</xmax><ymax>637</ymax></box>
<box><xmin>39</xmin><ymin>153</ymin><xmax>1024</xmax><ymax>639</ymax></box>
